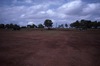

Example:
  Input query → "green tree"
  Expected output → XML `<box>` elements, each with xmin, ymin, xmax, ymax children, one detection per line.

<box><xmin>75</xmin><ymin>20</ymin><xmax>80</xmax><ymax>28</ymax></box>
<box><xmin>9</xmin><ymin>23</ymin><xmax>14</xmax><ymax>28</ymax></box>
<box><xmin>0</xmin><ymin>24</ymin><xmax>5</xmax><ymax>29</ymax></box>
<box><xmin>80</xmin><ymin>20</ymin><xmax>92</xmax><ymax>29</ymax></box>
<box><xmin>98</xmin><ymin>22</ymin><xmax>100</xmax><ymax>28</ymax></box>
<box><xmin>44</xmin><ymin>19</ymin><xmax>53</xmax><ymax>29</ymax></box>
<box><xmin>38</xmin><ymin>24</ymin><xmax>44</xmax><ymax>28</ymax></box>
<box><xmin>5</xmin><ymin>24</ymin><xmax>10</xmax><ymax>29</ymax></box>
<box><xmin>70</xmin><ymin>23</ymin><xmax>74</xmax><ymax>28</ymax></box>
<box><xmin>86</xmin><ymin>20</ymin><xmax>92</xmax><ymax>28</ymax></box>
<box><xmin>13</xmin><ymin>24</ymin><xmax>20</xmax><ymax>30</ymax></box>
<box><xmin>80</xmin><ymin>19</ymin><xmax>89</xmax><ymax>30</ymax></box>
<box><xmin>91</xmin><ymin>21</ymin><xmax>98</xmax><ymax>29</ymax></box>
<box><xmin>27</xmin><ymin>25</ymin><xmax>31</xmax><ymax>28</ymax></box>
<box><xmin>21</xmin><ymin>26</ymin><xmax>27</xmax><ymax>28</ymax></box>
<box><xmin>65</xmin><ymin>23</ymin><xmax>68</xmax><ymax>28</ymax></box>
<box><xmin>31</xmin><ymin>24</ymin><xmax>37</xmax><ymax>28</ymax></box>
<box><xmin>70</xmin><ymin>20</ymin><xmax>80</xmax><ymax>28</ymax></box>
<box><xmin>58</xmin><ymin>24</ymin><xmax>64</xmax><ymax>28</ymax></box>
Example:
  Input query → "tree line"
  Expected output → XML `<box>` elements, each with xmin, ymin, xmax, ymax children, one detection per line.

<box><xmin>70</xmin><ymin>19</ymin><xmax>100</xmax><ymax>29</ymax></box>
<box><xmin>0</xmin><ymin>23</ymin><xmax>21</xmax><ymax>30</ymax></box>
<box><xmin>0</xmin><ymin>19</ymin><xmax>100</xmax><ymax>30</ymax></box>
<box><xmin>0</xmin><ymin>23</ymin><xmax>44</xmax><ymax>30</ymax></box>
<box><xmin>0</xmin><ymin>19</ymin><xmax>53</xmax><ymax>30</ymax></box>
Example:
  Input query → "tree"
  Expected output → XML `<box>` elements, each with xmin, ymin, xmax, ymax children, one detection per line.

<box><xmin>5</xmin><ymin>24</ymin><xmax>10</xmax><ymax>29</ymax></box>
<box><xmin>31</xmin><ymin>24</ymin><xmax>37</xmax><ymax>28</ymax></box>
<box><xmin>74</xmin><ymin>20</ymin><xmax>80</xmax><ymax>28</ymax></box>
<box><xmin>70</xmin><ymin>23</ymin><xmax>74</xmax><ymax>28</ymax></box>
<box><xmin>44</xmin><ymin>19</ymin><xmax>53</xmax><ymax>29</ymax></box>
<box><xmin>13</xmin><ymin>24</ymin><xmax>20</xmax><ymax>30</ymax></box>
<box><xmin>86</xmin><ymin>20</ymin><xmax>92</xmax><ymax>28</ymax></box>
<box><xmin>9</xmin><ymin>23</ymin><xmax>14</xmax><ymax>28</ymax></box>
<box><xmin>0</xmin><ymin>24</ymin><xmax>5</xmax><ymax>29</ymax></box>
<box><xmin>58</xmin><ymin>24</ymin><xmax>64</xmax><ymax>28</ymax></box>
<box><xmin>80</xmin><ymin>20</ymin><xmax>92</xmax><ymax>29</ymax></box>
<box><xmin>27</xmin><ymin>24</ymin><xmax>37</xmax><ymax>28</ymax></box>
<box><xmin>5</xmin><ymin>23</ymin><xmax>15</xmax><ymax>29</ymax></box>
<box><xmin>98</xmin><ymin>22</ymin><xmax>100</xmax><ymax>28</ymax></box>
<box><xmin>65</xmin><ymin>23</ymin><xmax>68</xmax><ymax>28</ymax></box>
<box><xmin>91</xmin><ymin>21</ymin><xmax>98</xmax><ymax>29</ymax></box>
<box><xmin>70</xmin><ymin>20</ymin><xmax>80</xmax><ymax>28</ymax></box>
<box><xmin>21</xmin><ymin>26</ymin><xmax>27</xmax><ymax>29</ymax></box>
<box><xmin>80</xmin><ymin>20</ymin><xmax>87</xmax><ymax>29</ymax></box>
<box><xmin>38</xmin><ymin>24</ymin><xmax>44</xmax><ymax>28</ymax></box>
<box><xmin>27</xmin><ymin>25</ymin><xmax>31</xmax><ymax>28</ymax></box>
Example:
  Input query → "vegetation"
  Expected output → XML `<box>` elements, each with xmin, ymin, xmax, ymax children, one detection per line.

<box><xmin>58</xmin><ymin>24</ymin><xmax>64</xmax><ymax>28</ymax></box>
<box><xmin>0</xmin><ymin>24</ymin><xmax>5</xmax><ymax>29</ymax></box>
<box><xmin>44</xmin><ymin>19</ymin><xmax>53</xmax><ymax>29</ymax></box>
<box><xmin>13</xmin><ymin>24</ymin><xmax>21</xmax><ymax>30</ymax></box>
<box><xmin>65</xmin><ymin>23</ymin><xmax>68</xmax><ymax>28</ymax></box>
<box><xmin>27</xmin><ymin>24</ymin><xmax>37</xmax><ymax>28</ymax></box>
<box><xmin>38</xmin><ymin>24</ymin><xmax>44</xmax><ymax>28</ymax></box>
<box><xmin>0</xmin><ymin>19</ymin><xmax>100</xmax><ymax>30</ymax></box>
<box><xmin>70</xmin><ymin>19</ymin><xmax>100</xmax><ymax>30</ymax></box>
<box><xmin>0</xmin><ymin>23</ymin><xmax>20</xmax><ymax>30</ymax></box>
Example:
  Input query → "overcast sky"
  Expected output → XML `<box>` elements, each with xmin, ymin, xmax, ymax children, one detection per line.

<box><xmin>0</xmin><ymin>0</ymin><xmax>100</xmax><ymax>26</ymax></box>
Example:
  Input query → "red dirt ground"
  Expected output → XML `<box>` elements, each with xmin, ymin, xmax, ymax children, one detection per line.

<box><xmin>0</xmin><ymin>29</ymin><xmax>100</xmax><ymax>66</ymax></box>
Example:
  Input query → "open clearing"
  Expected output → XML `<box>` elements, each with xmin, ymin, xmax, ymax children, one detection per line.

<box><xmin>0</xmin><ymin>29</ymin><xmax>100</xmax><ymax>66</ymax></box>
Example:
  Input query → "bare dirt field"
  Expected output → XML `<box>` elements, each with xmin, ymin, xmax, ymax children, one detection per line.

<box><xmin>0</xmin><ymin>29</ymin><xmax>100</xmax><ymax>66</ymax></box>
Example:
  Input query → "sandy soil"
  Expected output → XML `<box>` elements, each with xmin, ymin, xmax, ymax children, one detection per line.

<box><xmin>0</xmin><ymin>29</ymin><xmax>100</xmax><ymax>66</ymax></box>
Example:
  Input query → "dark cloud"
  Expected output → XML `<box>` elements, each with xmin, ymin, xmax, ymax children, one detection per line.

<box><xmin>0</xmin><ymin>0</ymin><xmax>100</xmax><ymax>26</ymax></box>
<box><xmin>82</xmin><ymin>0</ymin><xmax>100</xmax><ymax>3</ymax></box>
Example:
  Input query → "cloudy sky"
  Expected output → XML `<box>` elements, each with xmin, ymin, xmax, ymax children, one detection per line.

<box><xmin>0</xmin><ymin>0</ymin><xmax>100</xmax><ymax>26</ymax></box>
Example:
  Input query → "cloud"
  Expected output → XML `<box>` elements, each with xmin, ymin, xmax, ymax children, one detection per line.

<box><xmin>27</xmin><ymin>21</ymin><xmax>34</xmax><ymax>25</ymax></box>
<box><xmin>82</xmin><ymin>3</ymin><xmax>100</xmax><ymax>15</ymax></box>
<box><xmin>24</xmin><ymin>0</ymin><xmax>33</xmax><ymax>3</ymax></box>
<box><xmin>57</xmin><ymin>0</ymin><xmax>100</xmax><ymax>21</ymax></box>
<box><xmin>0</xmin><ymin>0</ymin><xmax>100</xmax><ymax>26</ymax></box>
<box><xmin>58</xmin><ymin>0</ymin><xmax>83</xmax><ymax>15</ymax></box>
<box><xmin>13</xmin><ymin>0</ymin><xmax>33</xmax><ymax>3</ymax></box>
